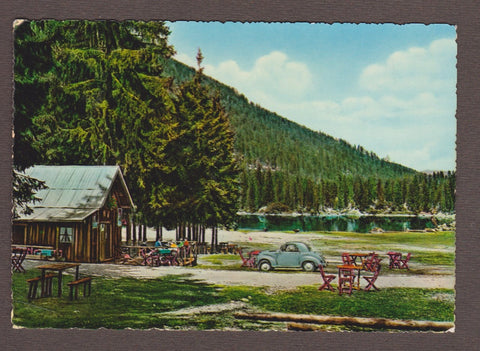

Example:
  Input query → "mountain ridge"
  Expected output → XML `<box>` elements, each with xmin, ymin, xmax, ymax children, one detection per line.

<box><xmin>162</xmin><ymin>58</ymin><xmax>417</xmax><ymax>181</ymax></box>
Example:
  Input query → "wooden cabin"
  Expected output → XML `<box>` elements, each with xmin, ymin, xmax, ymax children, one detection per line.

<box><xmin>12</xmin><ymin>165</ymin><xmax>134</xmax><ymax>263</ymax></box>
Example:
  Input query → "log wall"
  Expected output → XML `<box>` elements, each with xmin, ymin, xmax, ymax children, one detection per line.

<box><xmin>13</xmin><ymin>207</ymin><xmax>126</xmax><ymax>263</ymax></box>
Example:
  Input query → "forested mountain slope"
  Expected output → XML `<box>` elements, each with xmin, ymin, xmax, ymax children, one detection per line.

<box><xmin>163</xmin><ymin>58</ymin><xmax>416</xmax><ymax>181</ymax></box>
<box><xmin>163</xmin><ymin>58</ymin><xmax>454</xmax><ymax>214</ymax></box>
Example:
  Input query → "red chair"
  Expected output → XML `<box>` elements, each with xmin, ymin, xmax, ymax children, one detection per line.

<box><xmin>341</xmin><ymin>253</ymin><xmax>353</xmax><ymax>265</ymax></box>
<box><xmin>363</xmin><ymin>264</ymin><xmax>381</xmax><ymax>291</ymax></box>
<box><xmin>399</xmin><ymin>253</ymin><xmax>412</xmax><ymax>270</ymax></box>
<box><xmin>338</xmin><ymin>267</ymin><xmax>355</xmax><ymax>295</ymax></box>
<box><xmin>363</xmin><ymin>253</ymin><xmax>382</xmax><ymax>272</ymax></box>
<box><xmin>237</xmin><ymin>248</ymin><xmax>257</xmax><ymax>268</ymax></box>
<box><xmin>318</xmin><ymin>265</ymin><xmax>336</xmax><ymax>292</ymax></box>
<box><xmin>387</xmin><ymin>252</ymin><xmax>402</xmax><ymax>269</ymax></box>
<box><xmin>11</xmin><ymin>248</ymin><xmax>27</xmax><ymax>273</ymax></box>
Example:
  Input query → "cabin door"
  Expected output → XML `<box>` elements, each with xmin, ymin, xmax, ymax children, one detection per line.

<box><xmin>99</xmin><ymin>224</ymin><xmax>106</xmax><ymax>261</ymax></box>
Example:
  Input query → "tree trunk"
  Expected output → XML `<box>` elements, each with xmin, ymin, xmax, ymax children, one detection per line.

<box><xmin>210</xmin><ymin>227</ymin><xmax>215</xmax><ymax>252</ymax></box>
<box><xmin>234</xmin><ymin>312</ymin><xmax>454</xmax><ymax>332</ymax></box>
<box><xmin>132</xmin><ymin>220</ymin><xmax>137</xmax><ymax>244</ymax></box>
<box><xmin>126</xmin><ymin>215</ymin><xmax>131</xmax><ymax>244</ymax></box>
<box><xmin>210</xmin><ymin>226</ymin><xmax>219</xmax><ymax>252</ymax></box>
<box><xmin>142</xmin><ymin>224</ymin><xmax>147</xmax><ymax>242</ymax></box>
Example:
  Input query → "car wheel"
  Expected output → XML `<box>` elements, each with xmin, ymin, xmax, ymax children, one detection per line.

<box><xmin>258</xmin><ymin>260</ymin><xmax>272</xmax><ymax>271</ymax></box>
<box><xmin>302</xmin><ymin>261</ymin><xmax>316</xmax><ymax>272</ymax></box>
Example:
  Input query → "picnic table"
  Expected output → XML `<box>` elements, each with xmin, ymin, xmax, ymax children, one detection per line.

<box><xmin>218</xmin><ymin>242</ymin><xmax>238</xmax><ymax>254</ymax></box>
<box><xmin>349</xmin><ymin>253</ymin><xmax>369</xmax><ymax>267</ymax></box>
<box><xmin>12</xmin><ymin>245</ymin><xmax>62</xmax><ymax>260</ymax></box>
<box><xmin>36</xmin><ymin>262</ymin><xmax>80</xmax><ymax>297</ymax></box>
<box><xmin>337</xmin><ymin>264</ymin><xmax>364</xmax><ymax>290</ymax></box>
<box><xmin>144</xmin><ymin>248</ymin><xmax>179</xmax><ymax>266</ymax></box>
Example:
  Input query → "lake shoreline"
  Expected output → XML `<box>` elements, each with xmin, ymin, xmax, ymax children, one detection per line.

<box><xmin>237</xmin><ymin>211</ymin><xmax>456</xmax><ymax>219</ymax></box>
<box><xmin>235</xmin><ymin>211</ymin><xmax>455</xmax><ymax>233</ymax></box>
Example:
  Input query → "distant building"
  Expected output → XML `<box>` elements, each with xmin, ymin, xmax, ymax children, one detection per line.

<box><xmin>12</xmin><ymin>165</ymin><xmax>134</xmax><ymax>263</ymax></box>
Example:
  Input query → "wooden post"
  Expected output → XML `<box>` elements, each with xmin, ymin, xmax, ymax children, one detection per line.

<box><xmin>132</xmin><ymin>220</ymin><xmax>137</xmax><ymax>244</ymax></box>
<box><xmin>126</xmin><ymin>211</ymin><xmax>131</xmax><ymax>244</ymax></box>
<box><xmin>55</xmin><ymin>226</ymin><xmax>60</xmax><ymax>260</ymax></box>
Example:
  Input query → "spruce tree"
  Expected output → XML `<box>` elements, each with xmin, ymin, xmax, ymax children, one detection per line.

<box><xmin>152</xmin><ymin>50</ymin><xmax>240</xmax><ymax>230</ymax></box>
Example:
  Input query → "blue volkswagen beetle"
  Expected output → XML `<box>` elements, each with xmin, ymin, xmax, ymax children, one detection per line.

<box><xmin>256</xmin><ymin>241</ymin><xmax>326</xmax><ymax>272</ymax></box>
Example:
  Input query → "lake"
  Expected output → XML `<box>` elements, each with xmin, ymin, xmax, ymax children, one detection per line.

<box><xmin>236</xmin><ymin>214</ymin><xmax>455</xmax><ymax>233</ymax></box>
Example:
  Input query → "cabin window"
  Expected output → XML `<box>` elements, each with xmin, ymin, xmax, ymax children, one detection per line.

<box><xmin>117</xmin><ymin>208</ymin><xmax>123</xmax><ymax>227</ymax></box>
<box><xmin>92</xmin><ymin>213</ymin><xmax>98</xmax><ymax>229</ymax></box>
<box><xmin>59</xmin><ymin>227</ymin><xmax>73</xmax><ymax>243</ymax></box>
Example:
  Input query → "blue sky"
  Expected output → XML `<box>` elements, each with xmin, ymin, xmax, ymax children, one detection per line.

<box><xmin>167</xmin><ymin>22</ymin><xmax>457</xmax><ymax>172</ymax></box>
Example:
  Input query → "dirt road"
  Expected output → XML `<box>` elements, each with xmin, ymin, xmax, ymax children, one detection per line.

<box><xmin>24</xmin><ymin>260</ymin><xmax>455</xmax><ymax>291</ymax></box>
<box><xmin>22</xmin><ymin>228</ymin><xmax>455</xmax><ymax>291</ymax></box>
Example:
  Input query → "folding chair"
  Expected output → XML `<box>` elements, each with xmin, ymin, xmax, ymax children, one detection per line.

<box><xmin>338</xmin><ymin>267</ymin><xmax>355</xmax><ymax>295</ymax></box>
<box><xmin>11</xmin><ymin>249</ymin><xmax>27</xmax><ymax>273</ymax></box>
<box><xmin>363</xmin><ymin>264</ymin><xmax>381</xmax><ymax>291</ymax></box>
<box><xmin>363</xmin><ymin>253</ymin><xmax>382</xmax><ymax>272</ymax></box>
<box><xmin>237</xmin><ymin>248</ymin><xmax>256</xmax><ymax>268</ymax></box>
<box><xmin>341</xmin><ymin>253</ymin><xmax>353</xmax><ymax>265</ymax></box>
<box><xmin>318</xmin><ymin>265</ymin><xmax>336</xmax><ymax>292</ymax></box>
<box><xmin>399</xmin><ymin>253</ymin><xmax>412</xmax><ymax>270</ymax></box>
<box><xmin>388</xmin><ymin>252</ymin><xmax>402</xmax><ymax>269</ymax></box>
<box><xmin>363</xmin><ymin>254</ymin><xmax>374</xmax><ymax>271</ymax></box>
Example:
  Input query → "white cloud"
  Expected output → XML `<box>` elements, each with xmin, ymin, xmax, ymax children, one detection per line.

<box><xmin>175</xmin><ymin>39</ymin><xmax>456</xmax><ymax>171</ymax></box>
<box><xmin>202</xmin><ymin>51</ymin><xmax>313</xmax><ymax>107</ymax></box>
<box><xmin>359</xmin><ymin>38</ymin><xmax>457</xmax><ymax>97</ymax></box>
<box><xmin>173</xmin><ymin>52</ymin><xmax>197</xmax><ymax>68</ymax></box>
<box><xmin>273</xmin><ymin>90</ymin><xmax>456</xmax><ymax>171</ymax></box>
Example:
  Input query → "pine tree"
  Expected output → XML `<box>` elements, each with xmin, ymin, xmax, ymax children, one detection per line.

<box><xmin>376</xmin><ymin>179</ymin><xmax>385</xmax><ymax>209</ymax></box>
<box><xmin>151</xmin><ymin>51</ymin><xmax>240</xmax><ymax>230</ymax></box>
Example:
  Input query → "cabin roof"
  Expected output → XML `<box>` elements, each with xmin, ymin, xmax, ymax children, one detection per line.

<box><xmin>15</xmin><ymin>165</ymin><xmax>134</xmax><ymax>222</ymax></box>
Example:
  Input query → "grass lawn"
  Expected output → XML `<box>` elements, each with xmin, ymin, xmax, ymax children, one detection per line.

<box><xmin>12</xmin><ymin>270</ymin><xmax>454</xmax><ymax>330</ymax></box>
<box><xmin>310</xmin><ymin>231</ymin><xmax>455</xmax><ymax>267</ymax></box>
<box><xmin>311</xmin><ymin>230</ymin><xmax>455</xmax><ymax>249</ymax></box>
<box><xmin>11</xmin><ymin>230</ymin><xmax>455</xmax><ymax>330</ymax></box>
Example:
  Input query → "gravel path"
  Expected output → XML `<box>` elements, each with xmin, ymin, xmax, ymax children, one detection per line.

<box><xmin>23</xmin><ymin>260</ymin><xmax>455</xmax><ymax>291</ymax></box>
<box><xmin>21</xmin><ymin>229</ymin><xmax>454</xmax><ymax>292</ymax></box>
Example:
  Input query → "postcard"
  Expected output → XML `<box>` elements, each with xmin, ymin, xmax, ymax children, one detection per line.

<box><xmin>11</xmin><ymin>20</ymin><xmax>456</xmax><ymax>333</ymax></box>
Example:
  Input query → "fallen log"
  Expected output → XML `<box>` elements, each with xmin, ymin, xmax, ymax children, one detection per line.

<box><xmin>234</xmin><ymin>312</ymin><xmax>454</xmax><ymax>331</ymax></box>
<box><xmin>287</xmin><ymin>323</ymin><xmax>325</xmax><ymax>331</ymax></box>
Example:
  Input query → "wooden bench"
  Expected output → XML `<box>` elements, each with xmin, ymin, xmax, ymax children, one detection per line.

<box><xmin>67</xmin><ymin>277</ymin><xmax>92</xmax><ymax>301</ymax></box>
<box><xmin>41</xmin><ymin>273</ymin><xmax>57</xmax><ymax>297</ymax></box>
<box><xmin>27</xmin><ymin>273</ymin><xmax>58</xmax><ymax>299</ymax></box>
<box><xmin>27</xmin><ymin>277</ymin><xmax>41</xmax><ymax>300</ymax></box>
